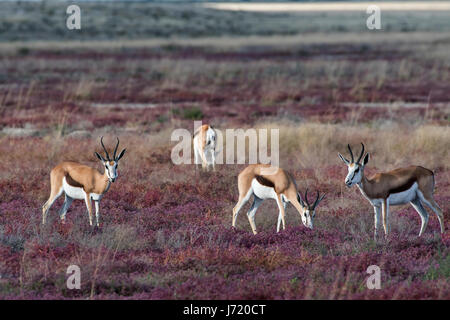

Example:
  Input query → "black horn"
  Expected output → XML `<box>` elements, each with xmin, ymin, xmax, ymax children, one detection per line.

<box><xmin>113</xmin><ymin>137</ymin><xmax>120</xmax><ymax>160</ymax></box>
<box><xmin>313</xmin><ymin>192</ymin><xmax>326</xmax><ymax>209</ymax></box>
<box><xmin>356</xmin><ymin>143</ymin><xmax>365</xmax><ymax>164</ymax></box>
<box><xmin>312</xmin><ymin>191</ymin><xmax>320</xmax><ymax>209</ymax></box>
<box><xmin>297</xmin><ymin>192</ymin><xmax>305</xmax><ymax>207</ymax></box>
<box><xmin>347</xmin><ymin>144</ymin><xmax>354</xmax><ymax>163</ymax></box>
<box><xmin>304</xmin><ymin>188</ymin><xmax>310</xmax><ymax>207</ymax></box>
<box><xmin>100</xmin><ymin>136</ymin><xmax>110</xmax><ymax>161</ymax></box>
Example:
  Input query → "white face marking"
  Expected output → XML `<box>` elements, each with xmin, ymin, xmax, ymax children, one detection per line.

<box><xmin>345</xmin><ymin>163</ymin><xmax>363</xmax><ymax>187</ymax></box>
<box><xmin>206</xmin><ymin>127</ymin><xmax>216</xmax><ymax>149</ymax></box>
<box><xmin>104</xmin><ymin>161</ymin><xmax>118</xmax><ymax>182</ymax></box>
<box><xmin>300</xmin><ymin>208</ymin><xmax>315</xmax><ymax>229</ymax></box>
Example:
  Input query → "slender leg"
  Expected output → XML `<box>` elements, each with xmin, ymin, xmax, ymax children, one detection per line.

<box><xmin>94</xmin><ymin>200</ymin><xmax>100</xmax><ymax>227</ymax></box>
<box><xmin>283</xmin><ymin>189</ymin><xmax>306</xmax><ymax>229</ymax></box>
<box><xmin>247</xmin><ymin>197</ymin><xmax>263</xmax><ymax>235</ymax></box>
<box><xmin>196</xmin><ymin>145</ymin><xmax>207</xmax><ymax>170</ymax></box>
<box><xmin>381</xmin><ymin>199</ymin><xmax>389</xmax><ymax>238</ymax></box>
<box><xmin>194</xmin><ymin>147</ymin><xmax>201</xmax><ymax>170</ymax></box>
<box><xmin>275</xmin><ymin>194</ymin><xmax>286</xmax><ymax>232</ymax></box>
<box><xmin>211</xmin><ymin>148</ymin><xmax>216</xmax><ymax>171</ymax></box>
<box><xmin>204</xmin><ymin>149</ymin><xmax>211</xmax><ymax>171</ymax></box>
<box><xmin>277</xmin><ymin>200</ymin><xmax>287</xmax><ymax>232</ymax></box>
<box><xmin>419</xmin><ymin>194</ymin><xmax>445</xmax><ymax>234</ymax></box>
<box><xmin>59</xmin><ymin>194</ymin><xmax>73</xmax><ymax>224</ymax></box>
<box><xmin>42</xmin><ymin>187</ymin><xmax>63</xmax><ymax>225</ymax></box>
<box><xmin>410</xmin><ymin>198</ymin><xmax>429</xmax><ymax>236</ymax></box>
<box><xmin>232</xmin><ymin>189</ymin><xmax>252</xmax><ymax>228</ymax></box>
<box><xmin>232</xmin><ymin>197</ymin><xmax>244</xmax><ymax>228</ymax></box>
<box><xmin>84</xmin><ymin>193</ymin><xmax>94</xmax><ymax>226</ymax></box>
<box><xmin>373</xmin><ymin>205</ymin><xmax>381</xmax><ymax>240</ymax></box>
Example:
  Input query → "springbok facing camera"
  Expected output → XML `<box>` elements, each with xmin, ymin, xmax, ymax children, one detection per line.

<box><xmin>338</xmin><ymin>143</ymin><xmax>444</xmax><ymax>238</ymax></box>
<box><xmin>42</xmin><ymin>137</ymin><xmax>126</xmax><ymax>227</ymax></box>
<box><xmin>232</xmin><ymin>164</ymin><xmax>325</xmax><ymax>234</ymax></box>
<box><xmin>193</xmin><ymin>124</ymin><xmax>217</xmax><ymax>171</ymax></box>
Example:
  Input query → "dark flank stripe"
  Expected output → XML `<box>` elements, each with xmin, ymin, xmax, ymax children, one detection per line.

<box><xmin>255</xmin><ymin>175</ymin><xmax>275</xmax><ymax>188</ymax></box>
<box><xmin>65</xmin><ymin>173</ymin><xmax>83</xmax><ymax>188</ymax></box>
<box><xmin>389</xmin><ymin>176</ymin><xmax>417</xmax><ymax>194</ymax></box>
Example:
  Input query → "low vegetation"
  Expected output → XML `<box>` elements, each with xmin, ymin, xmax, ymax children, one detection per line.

<box><xmin>0</xmin><ymin>1</ymin><xmax>448</xmax><ymax>299</ymax></box>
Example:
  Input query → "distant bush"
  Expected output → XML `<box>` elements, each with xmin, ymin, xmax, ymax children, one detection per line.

<box><xmin>17</xmin><ymin>47</ymin><xmax>30</xmax><ymax>56</ymax></box>
<box><xmin>183</xmin><ymin>107</ymin><xmax>203</xmax><ymax>120</ymax></box>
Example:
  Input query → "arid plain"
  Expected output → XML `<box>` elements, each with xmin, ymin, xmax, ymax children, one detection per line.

<box><xmin>0</xmin><ymin>2</ymin><xmax>449</xmax><ymax>299</ymax></box>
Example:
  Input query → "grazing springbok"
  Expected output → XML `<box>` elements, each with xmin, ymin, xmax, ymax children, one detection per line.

<box><xmin>42</xmin><ymin>137</ymin><xmax>126</xmax><ymax>227</ymax></box>
<box><xmin>338</xmin><ymin>143</ymin><xmax>444</xmax><ymax>238</ymax></box>
<box><xmin>193</xmin><ymin>124</ymin><xmax>217</xmax><ymax>171</ymax></box>
<box><xmin>232</xmin><ymin>164</ymin><xmax>326</xmax><ymax>234</ymax></box>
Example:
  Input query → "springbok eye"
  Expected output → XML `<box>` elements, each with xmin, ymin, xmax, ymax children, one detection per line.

<box><xmin>355</xmin><ymin>167</ymin><xmax>359</xmax><ymax>172</ymax></box>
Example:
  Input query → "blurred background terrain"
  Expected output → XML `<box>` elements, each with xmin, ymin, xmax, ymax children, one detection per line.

<box><xmin>0</xmin><ymin>1</ymin><xmax>449</xmax><ymax>299</ymax></box>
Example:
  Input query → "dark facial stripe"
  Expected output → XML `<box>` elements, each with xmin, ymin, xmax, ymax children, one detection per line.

<box><xmin>349</xmin><ymin>170</ymin><xmax>356</xmax><ymax>182</ymax></box>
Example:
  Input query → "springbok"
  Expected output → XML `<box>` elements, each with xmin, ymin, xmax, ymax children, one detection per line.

<box><xmin>338</xmin><ymin>143</ymin><xmax>444</xmax><ymax>238</ymax></box>
<box><xmin>193</xmin><ymin>124</ymin><xmax>217</xmax><ymax>171</ymax></box>
<box><xmin>42</xmin><ymin>137</ymin><xmax>126</xmax><ymax>227</ymax></box>
<box><xmin>232</xmin><ymin>164</ymin><xmax>325</xmax><ymax>234</ymax></box>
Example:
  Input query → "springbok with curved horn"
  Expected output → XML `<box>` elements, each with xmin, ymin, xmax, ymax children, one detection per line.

<box><xmin>338</xmin><ymin>143</ymin><xmax>444</xmax><ymax>238</ymax></box>
<box><xmin>232</xmin><ymin>164</ymin><xmax>325</xmax><ymax>234</ymax></box>
<box><xmin>42</xmin><ymin>137</ymin><xmax>126</xmax><ymax>227</ymax></box>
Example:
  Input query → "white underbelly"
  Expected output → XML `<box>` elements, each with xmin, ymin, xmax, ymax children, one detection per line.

<box><xmin>62</xmin><ymin>177</ymin><xmax>103</xmax><ymax>201</ymax></box>
<box><xmin>251</xmin><ymin>179</ymin><xmax>278</xmax><ymax>200</ymax></box>
<box><xmin>359</xmin><ymin>182</ymin><xmax>418</xmax><ymax>207</ymax></box>
<box><xmin>63</xmin><ymin>177</ymin><xmax>85</xmax><ymax>200</ymax></box>
<box><xmin>388</xmin><ymin>182</ymin><xmax>418</xmax><ymax>205</ymax></box>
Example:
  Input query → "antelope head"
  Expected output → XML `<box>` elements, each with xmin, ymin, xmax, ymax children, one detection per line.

<box><xmin>338</xmin><ymin>143</ymin><xmax>370</xmax><ymax>187</ymax></box>
<box><xmin>94</xmin><ymin>137</ymin><xmax>126</xmax><ymax>183</ymax></box>
<box><xmin>297</xmin><ymin>189</ymin><xmax>326</xmax><ymax>229</ymax></box>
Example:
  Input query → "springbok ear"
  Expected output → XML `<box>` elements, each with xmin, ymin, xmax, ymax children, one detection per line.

<box><xmin>363</xmin><ymin>153</ymin><xmax>370</xmax><ymax>166</ymax></box>
<box><xmin>116</xmin><ymin>148</ymin><xmax>126</xmax><ymax>161</ymax></box>
<box><xmin>338</xmin><ymin>153</ymin><xmax>350</xmax><ymax>165</ymax></box>
<box><xmin>94</xmin><ymin>152</ymin><xmax>105</xmax><ymax>162</ymax></box>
